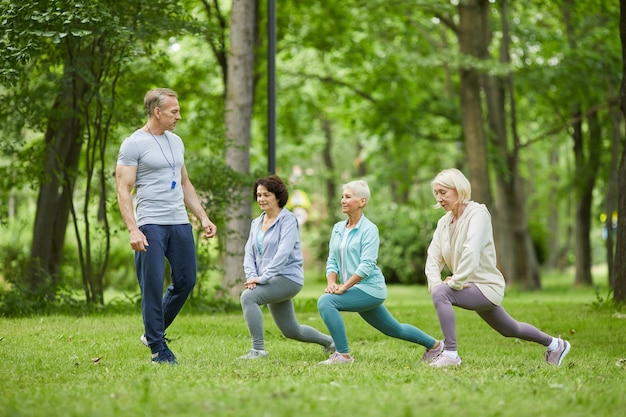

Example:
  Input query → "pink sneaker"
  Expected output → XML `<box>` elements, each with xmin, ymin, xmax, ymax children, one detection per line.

<box><xmin>319</xmin><ymin>352</ymin><xmax>354</xmax><ymax>365</ymax></box>
<box><xmin>421</xmin><ymin>341</ymin><xmax>444</xmax><ymax>363</ymax></box>
<box><xmin>430</xmin><ymin>352</ymin><xmax>462</xmax><ymax>367</ymax></box>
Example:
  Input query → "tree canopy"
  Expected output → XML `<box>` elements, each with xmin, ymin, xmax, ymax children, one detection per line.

<box><xmin>0</xmin><ymin>0</ymin><xmax>624</xmax><ymax>312</ymax></box>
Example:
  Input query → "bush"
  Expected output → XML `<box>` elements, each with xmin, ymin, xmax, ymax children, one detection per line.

<box><xmin>371</xmin><ymin>204</ymin><xmax>440</xmax><ymax>285</ymax></box>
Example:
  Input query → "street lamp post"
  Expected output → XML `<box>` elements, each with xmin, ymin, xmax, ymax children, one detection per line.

<box><xmin>268</xmin><ymin>0</ymin><xmax>276</xmax><ymax>174</ymax></box>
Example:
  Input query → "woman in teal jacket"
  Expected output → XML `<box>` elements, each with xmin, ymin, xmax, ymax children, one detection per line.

<box><xmin>317</xmin><ymin>180</ymin><xmax>442</xmax><ymax>365</ymax></box>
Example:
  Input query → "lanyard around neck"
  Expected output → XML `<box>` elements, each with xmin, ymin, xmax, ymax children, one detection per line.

<box><xmin>147</xmin><ymin>128</ymin><xmax>177</xmax><ymax>189</ymax></box>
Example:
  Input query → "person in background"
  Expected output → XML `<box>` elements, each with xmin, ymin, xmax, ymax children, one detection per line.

<box><xmin>239</xmin><ymin>175</ymin><xmax>335</xmax><ymax>359</ymax></box>
<box><xmin>425</xmin><ymin>168</ymin><xmax>571</xmax><ymax>367</ymax></box>
<box><xmin>317</xmin><ymin>180</ymin><xmax>442</xmax><ymax>365</ymax></box>
<box><xmin>116</xmin><ymin>88</ymin><xmax>217</xmax><ymax>364</ymax></box>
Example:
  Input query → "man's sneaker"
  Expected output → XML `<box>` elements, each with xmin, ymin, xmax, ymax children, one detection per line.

<box><xmin>239</xmin><ymin>349</ymin><xmax>269</xmax><ymax>359</ymax></box>
<box><xmin>318</xmin><ymin>352</ymin><xmax>354</xmax><ymax>365</ymax></box>
<box><xmin>430</xmin><ymin>352</ymin><xmax>462</xmax><ymax>367</ymax></box>
<box><xmin>421</xmin><ymin>341</ymin><xmax>444</xmax><ymax>363</ymax></box>
<box><xmin>151</xmin><ymin>347</ymin><xmax>177</xmax><ymax>365</ymax></box>
<box><xmin>324</xmin><ymin>341</ymin><xmax>336</xmax><ymax>354</ymax></box>
<box><xmin>140</xmin><ymin>334</ymin><xmax>171</xmax><ymax>348</ymax></box>
<box><xmin>545</xmin><ymin>338</ymin><xmax>571</xmax><ymax>366</ymax></box>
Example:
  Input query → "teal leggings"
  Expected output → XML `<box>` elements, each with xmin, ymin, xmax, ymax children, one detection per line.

<box><xmin>317</xmin><ymin>287</ymin><xmax>436</xmax><ymax>354</ymax></box>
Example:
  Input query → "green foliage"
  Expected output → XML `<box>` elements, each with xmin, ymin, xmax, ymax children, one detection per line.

<box><xmin>186</xmin><ymin>153</ymin><xmax>259</xmax><ymax>231</ymax></box>
<box><xmin>374</xmin><ymin>204</ymin><xmax>441</xmax><ymax>284</ymax></box>
<box><xmin>0</xmin><ymin>0</ymin><xmax>623</xmax><ymax>309</ymax></box>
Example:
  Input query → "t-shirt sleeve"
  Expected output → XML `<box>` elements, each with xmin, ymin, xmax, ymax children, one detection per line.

<box><xmin>117</xmin><ymin>138</ymin><xmax>139</xmax><ymax>166</ymax></box>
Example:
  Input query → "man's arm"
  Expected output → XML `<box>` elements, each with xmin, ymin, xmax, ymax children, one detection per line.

<box><xmin>115</xmin><ymin>164</ymin><xmax>149</xmax><ymax>251</ymax></box>
<box><xmin>180</xmin><ymin>164</ymin><xmax>217</xmax><ymax>238</ymax></box>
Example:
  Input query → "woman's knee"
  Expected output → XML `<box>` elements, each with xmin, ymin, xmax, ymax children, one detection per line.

<box><xmin>317</xmin><ymin>294</ymin><xmax>335</xmax><ymax>314</ymax></box>
<box><xmin>431</xmin><ymin>284</ymin><xmax>446</xmax><ymax>300</ymax></box>
<box><xmin>240</xmin><ymin>289</ymin><xmax>257</xmax><ymax>306</ymax></box>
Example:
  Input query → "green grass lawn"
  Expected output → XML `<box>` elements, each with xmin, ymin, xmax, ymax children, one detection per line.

<box><xmin>1</xmin><ymin>278</ymin><xmax>624</xmax><ymax>417</ymax></box>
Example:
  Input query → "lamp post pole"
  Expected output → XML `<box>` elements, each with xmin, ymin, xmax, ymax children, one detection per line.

<box><xmin>268</xmin><ymin>0</ymin><xmax>276</xmax><ymax>174</ymax></box>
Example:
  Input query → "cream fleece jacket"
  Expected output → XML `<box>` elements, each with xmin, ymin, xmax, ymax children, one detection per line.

<box><xmin>425</xmin><ymin>201</ymin><xmax>505</xmax><ymax>305</ymax></box>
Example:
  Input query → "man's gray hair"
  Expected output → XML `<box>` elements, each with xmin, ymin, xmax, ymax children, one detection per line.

<box><xmin>144</xmin><ymin>88</ymin><xmax>178</xmax><ymax>117</ymax></box>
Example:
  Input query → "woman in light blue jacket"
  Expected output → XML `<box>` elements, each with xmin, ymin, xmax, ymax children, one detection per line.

<box><xmin>317</xmin><ymin>180</ymin><xmax>442</xmax><ymax>365</ymax></box>
<box><xmin>239</xmin><ymin>175</ymin><xmax>334</xmax><ymax>359</ymax></box>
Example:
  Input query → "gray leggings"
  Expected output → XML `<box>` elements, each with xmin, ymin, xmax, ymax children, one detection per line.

<box><xmin>240</xmin><ymin>275</ymin><xmax>333</xmax><ymax>351</ymax></box>
<box><xmin>431</xmin><ymin>283</ymin><xmax>552</xmax><ymax>351</ymax></box>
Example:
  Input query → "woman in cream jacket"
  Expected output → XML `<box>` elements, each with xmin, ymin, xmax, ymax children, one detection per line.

<box><xmin>425</xmin><ymin>168</ymin><xmax>571</xmax><ymax>367</ymax></box>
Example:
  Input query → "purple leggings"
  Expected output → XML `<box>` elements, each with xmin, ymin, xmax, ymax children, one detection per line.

<box><xmin>431</xmin><ymin>283</ymin><xmax>552</xmax><ymax>351</ymax></box>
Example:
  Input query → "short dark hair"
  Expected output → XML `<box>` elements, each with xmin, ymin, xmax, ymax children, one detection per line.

<box><xmin>253</xmin><ymin>175</ymin><xmax>289</xmax><ymax>207</ymax></box>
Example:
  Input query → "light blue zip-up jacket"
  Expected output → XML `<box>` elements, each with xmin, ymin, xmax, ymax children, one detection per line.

<box><xmin>326</xmin><ymin>214</ymin><xmax>387</xmax><ymax>299</ymax></box>
<box><xmin>243</xmin><ymin>208</ymin><xmax>304</xmax><ymax>285</ymax></box>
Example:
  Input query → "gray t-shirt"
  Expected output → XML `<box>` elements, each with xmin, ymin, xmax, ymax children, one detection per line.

<box><xmin>117</xmin><ymin>129</ymin><xmax>189</xmax><ymax>227</ymax></box>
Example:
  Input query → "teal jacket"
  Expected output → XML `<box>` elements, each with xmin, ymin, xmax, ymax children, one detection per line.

<box><xmin>326</xmin><ymin>214</ymin><xmax>387</xmax><ymax>299</ymax></box>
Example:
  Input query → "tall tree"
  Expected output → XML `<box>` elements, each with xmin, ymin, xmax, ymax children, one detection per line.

<box><xmin>29</xmin><ymin>54</ymin><xmax>90</xmax><ymax>293</ymax></box>
<box><xmin>1</xmin><ymin>0</ymin><xmax>190</xmax><ymax>300</ymax></box>
<box><xmin>605</xmin><ymin>93</ymin><xmax>621</xmax><ymax>287</ymax></box>
<box><xmin>482</xmin><ymin>0</ymin><xmax>540</xmax><ymax>288</ymax></box>
<box><xmin>562</xmin><ymin>0</ymin><xmax>597</xmax><ymax>287</ymax></box>
<box><xmin>454</xmin><ymin>0</ymin><xmax>492</xmax><ymax>208</ymax></box>
<box><xmin>615</xmin><ymin>0</ymin><xmax>626</xmax><ymax>303</ymax></box>
<box><xmin>222</xmin><ymin>0</ymin><xmax>257</xmax><ymax>298</ymax></box>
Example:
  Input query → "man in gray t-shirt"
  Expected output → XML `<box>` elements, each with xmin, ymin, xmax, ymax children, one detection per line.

<box><xmin>116</xmin><ymin>88</ymin><xmax>217</xmax><ymax>364</ymax></box>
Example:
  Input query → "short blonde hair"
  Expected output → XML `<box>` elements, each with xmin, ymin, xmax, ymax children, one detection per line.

<box><xmin>342</xmin><ymin>180</ymin><xmax>370</xmax><ymax>204</ymax></box>
<box><xmin>144</xmin><ymin>88</ymin><xmax>178</xmax><ymax>117</ymax></box>
<box><xmin>431</xmin><ymin>168</ymin><xmax>471</xmax><ymax>207</ymax></box>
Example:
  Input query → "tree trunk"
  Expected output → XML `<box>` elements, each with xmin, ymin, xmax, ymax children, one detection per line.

<box><xmin>73</xmin><ymin>89</ymin><xmax>113</xmax><ymax>306</ymax></box>
<box><xmin>614</xmin><ymin>0</ymin><xmax>626</xmax><ymax>303</ymax></box>
<box><xmin>561</xmin><ymin>0</ymin><xmax>598</xmax><ymax>287</ymax></box>
<box><xmin>546</xmin><ymin>149</ymin><xmax>572</xmax><ymax>269</ymax></box>
<box><xmin>483</xmin><ymin>0</ymin><xmax>540</xmax><ymax>288</ymax></box>
<box><xmin>457</xmin><ymin>0</ymin><xmax>492</xmax><ymax>208</ymax></box>
<box><xmin>605</xmin><ymin>95</ymin><xmax>621</xmax><ymax>287</ymax></box>
<box><xmin>28</xmin><ymin>63</ymin><xmax>88</xmax><ymax>295</ymax></box>
<box><xmin>573</xmin><ymin>111</ymin><xmax>602</xmax><ymax>286</ymax></box>
<box><xmin>222</xmin><ymin>0</ymin><xmax>256</xmax><ymax>299</ymax></box>
<box><xmin>615</xmin><ymin>144</ymin><xmax>626</xmax><ymax>302</ymax></box>
<box><xmin>320</xmin><ymin>114</ymin><xmax>337</xmax><ymax>222</ymax></box>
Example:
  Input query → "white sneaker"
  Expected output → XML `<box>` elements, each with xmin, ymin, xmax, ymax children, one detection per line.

<box><xmin>430</xmin><ymin>352</ymin><xmax>462</xmax><ymax>367</ymax></box>
<box><xmin>239</xmin><ymin>349</ymin><xmax>269</xmax><ymax>359</ymax></box>
<box><xmin>318</xmin><ymin>352</ymin><xmax>354</xmax><ymax>365</ymax></box>
<box><xmin>421</xmin><ymin>340</ymin><xmax>444</xmax><ymax>363</ymax></box>
<box><xmin>140</xmin><ymin>334</ymin><xmax>171</xmax><ymax>347</ymax></box>
<box><xmin>545</xmin><ymin>338</ymin><xmax>571</xmax><ymax>366</ymax></box>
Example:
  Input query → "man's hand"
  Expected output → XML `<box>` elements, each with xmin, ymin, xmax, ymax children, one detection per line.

<box><xmin>129</xmin><ymin>229</ymin><xmax>149</xmax><ymax>252</ymax></box>
<box><xmin>201</xmin><ymin>219</ymin><xmax>217</xmax><ymax>239</ymax></box>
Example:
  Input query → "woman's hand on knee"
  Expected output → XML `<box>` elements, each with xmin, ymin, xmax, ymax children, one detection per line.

<box><xmin>324</xmin><ymin>283</ymin><xmax>340</xmax><ymax>294</ymax></box>
<box><xmin>244</xmin><ymin>277</ymin><xmax>260</xmax><ymax>290</ymax></box>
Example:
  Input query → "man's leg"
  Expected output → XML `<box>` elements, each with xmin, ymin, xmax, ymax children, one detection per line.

<box><xmin>136</xmin><ymin>224</ymin><xmax>167</xmax><ymax>354</ymax></box>
<box><xmin>162</xmin><ymin>223</ymin><xmax>197</xmax><ymax>330</ymax></box>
